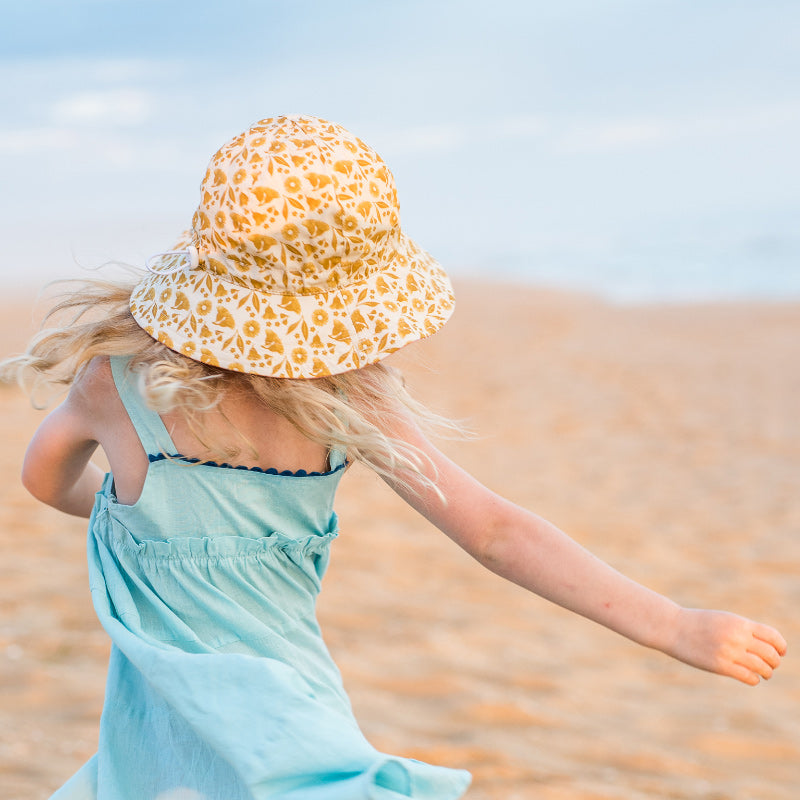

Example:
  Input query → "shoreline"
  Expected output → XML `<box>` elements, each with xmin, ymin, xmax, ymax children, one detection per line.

<box><xmin>5</xmin><ymin>273</ymin><xmax>800</xmax><ymax>308</ymax></box>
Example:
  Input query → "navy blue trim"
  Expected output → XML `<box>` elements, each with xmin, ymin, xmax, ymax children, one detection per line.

<box><xmin>147</xmin><ymin>452</ymin><xmax>346</xmax><ymax>477</ymax></box>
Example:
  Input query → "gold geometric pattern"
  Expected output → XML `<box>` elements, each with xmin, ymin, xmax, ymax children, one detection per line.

<box><xmin>130</xmin><ymin>115</ymin><xmax>454</xmax><ymax>378</ymax></box>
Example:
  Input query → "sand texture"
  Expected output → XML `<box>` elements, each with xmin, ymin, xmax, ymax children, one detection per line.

<box><xmin>0</xmin><ymin>282</ymin><xmax>797</xmax><ymax>799</ymax></box>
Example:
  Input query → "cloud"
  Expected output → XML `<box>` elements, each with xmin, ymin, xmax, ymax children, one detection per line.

<box><xmin>485</xmin><ymin>114</ymin><xmax>549</xmax><ymax>140</ymax></box>
<box><xmin>0</xmin><ymin>127</ymin><xmax>77</xmax><ymax>155</ymax></box>
<box><xmin>51</xmin><ymin>88</ymin><xmax>152</xmax><ymax>126</ymax></box>
<box><xmin>372</xmin><ymin>100</ymin><xmax>800</xmax><ymax>162</ymax></box>
<box><xmin>370</xmin><ymin>114</ymin><xmax>550</xmax><ymax>158</ymax></box>
<box><xmin>555</xmin><ymin>101</ymin><xmax>800</xmax><ymax>154</ymax></box>
<box><xmin>558</xmin><ymin>119</ymin><xmax>670</xmax><ymax>153</ymax></box>
<box><xmin>374</xmin><ymin>123</ymin><xmax>469</xmax><ymax>156</ymax></box>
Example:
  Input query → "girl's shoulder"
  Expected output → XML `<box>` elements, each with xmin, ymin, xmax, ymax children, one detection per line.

<box><xmin>72</xmin><ymin>355</ymin><xmax>115</xmax><ymax>401</ymax></box>
<box><xmin>67</xmin><ymin>356</ymin><xmax>124</xmax><ymax>429</ymax></box>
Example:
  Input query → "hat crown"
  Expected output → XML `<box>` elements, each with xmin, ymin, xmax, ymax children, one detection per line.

<box><xmin>192</xmin><ymin>115</ymin><xmax>401</xmax><ymax>295</ymax></box>
<box><xmin>131</xmin><ymin>114</ymin><xmax>454</xmax><ymax>378</ymax></box>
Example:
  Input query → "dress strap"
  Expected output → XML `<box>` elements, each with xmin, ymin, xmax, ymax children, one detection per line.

<box><xmin>328</xmin><ymin>390</ymin><xmax>349</xmax><ymax>470</ymax></box>
<box><xmin>109</xmin><ymin>356</ymin><xmax>177</xmax><ymax>456</ymax></box>
<box><xmin>328</xmin><ymin>446</ymin><xmax>347</xmax><ymax>470</ymax></box>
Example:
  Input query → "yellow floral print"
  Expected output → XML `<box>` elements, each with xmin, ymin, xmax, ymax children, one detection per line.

<box><xmin>130</xmin><ymin>115</ymin><xmax>454</xmax><ymax>378</ymax></box>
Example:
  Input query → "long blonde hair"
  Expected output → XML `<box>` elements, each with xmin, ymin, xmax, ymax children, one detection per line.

<box><xmin>2</xmin><ymin>278</ymin><xmax>461</xmax><ymax>496</ymax></box>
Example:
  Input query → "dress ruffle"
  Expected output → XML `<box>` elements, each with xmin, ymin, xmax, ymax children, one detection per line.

<box><xmin>147</xmin><ymin>451</ymin><xmax>347</xmax><ymax>477</ymax></box>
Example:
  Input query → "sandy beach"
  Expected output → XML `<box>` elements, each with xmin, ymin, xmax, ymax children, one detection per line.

<box><xmin>1</xmin><ymin>281</ymin><xmax>797</xmax><ymax>799</ymax></box>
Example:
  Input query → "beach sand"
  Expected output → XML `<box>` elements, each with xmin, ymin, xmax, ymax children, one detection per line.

<box><xmin>0</xmin><ymin>282</ymin><xmax>797</xmax><ymax>799</ymax></box>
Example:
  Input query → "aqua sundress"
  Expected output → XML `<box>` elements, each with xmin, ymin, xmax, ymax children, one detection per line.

<box><xmin>51</xmin><ymin>356</ymin><xmax>471</xmax><ymax>800</ymax></box>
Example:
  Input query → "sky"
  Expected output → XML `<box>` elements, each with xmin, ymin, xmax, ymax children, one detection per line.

<box><xmin>1</xmin><ymin>0</ymin><xmax>798</xmax><ymax>300</ymax></box>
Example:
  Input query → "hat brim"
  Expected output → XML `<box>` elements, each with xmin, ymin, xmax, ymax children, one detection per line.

<box><xmin>129</xmin><ymin>233</ymin><xmax>454</xmax><ymax>378</ymax></box>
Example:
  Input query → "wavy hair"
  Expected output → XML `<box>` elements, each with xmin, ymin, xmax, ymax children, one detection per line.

<box><xmin>2</xmin><ymin>278</ymin><xmax>463</xmax><ymax>498</ymax></box>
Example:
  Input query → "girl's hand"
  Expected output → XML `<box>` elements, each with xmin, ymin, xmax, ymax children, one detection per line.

<box><xmin>663</xmin><ymin>608</ymin><xmax>787</xmax><ymax>685</ymax></box>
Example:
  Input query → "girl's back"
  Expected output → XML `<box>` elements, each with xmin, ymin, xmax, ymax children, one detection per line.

<box><xmin>75</xmin><ymin>356</ymin><xmax>331</xmax><ymax>506</ymax></box>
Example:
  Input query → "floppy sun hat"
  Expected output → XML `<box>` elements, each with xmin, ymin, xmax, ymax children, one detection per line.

<box><xmin>130</xmin><ymin>114</ymin><xmax>455</xmax><ymax>378</ymax></box>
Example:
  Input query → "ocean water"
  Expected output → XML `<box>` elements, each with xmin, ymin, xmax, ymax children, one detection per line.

<box><xmin>5</xmin><ymin>204</ymin><xmax>797</xmax><ymax>305</ymax></box>
<box><xmin>470</xmin><ymin>244</ymin><xmax>800</xmax><ymax>304</ymax></box>
<box><xmin>7</xmin><ymin>229</ymin><xmax>798</xmax><ymax>306</ymax></box>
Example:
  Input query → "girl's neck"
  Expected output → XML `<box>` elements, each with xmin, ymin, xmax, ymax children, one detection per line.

<box><xmin>159</xmin><ymin>389</ymin><xmax>330</xmax><ymax>475</ymax></box>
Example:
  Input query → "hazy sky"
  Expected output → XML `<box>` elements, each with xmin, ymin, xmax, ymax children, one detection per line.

<box><xmin>2</xmin><ymin>0</ymin><xmax>798</xmax><ymax>298</ymax></box>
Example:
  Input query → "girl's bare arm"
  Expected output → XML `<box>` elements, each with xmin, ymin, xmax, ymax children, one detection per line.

<box><xmin>383</xmin><ymin>421</ymin><xmax>786</xmax><ymax>685</ymax></box>
<box><xmin>22</xmin><ymin>379</ymin><xmax>104</xmax><ymax>518</ymax></box>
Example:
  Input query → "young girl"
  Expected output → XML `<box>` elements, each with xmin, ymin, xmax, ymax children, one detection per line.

<box><xmin>9</xmin><ymin>115</ymin><xmax>785</xmax><ymax>800</ymax></box>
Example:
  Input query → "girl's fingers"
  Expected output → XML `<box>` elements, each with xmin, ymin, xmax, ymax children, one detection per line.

<box><xmin>747</xmin><ymin>637</ymin><xmax>784</xmax><ymax>670</ymax></box>
<box><xmin>733</xmin><ymin>649</ymin><xmax>778</xmax><ymax>683</ymax></box>
<box><xmin>752</xmin><ymin>624</ymin><xmax>787</xmax><ymax>656</ymax></box>
<box><xmin>720</xmin><ymin>621</ymin><xmax>786</xmax><ymax>685</ymax></box>
<box><xmin>728</xmin><ymin>662</ymin><xmax>761</xmax><ymax>686</ymax></box>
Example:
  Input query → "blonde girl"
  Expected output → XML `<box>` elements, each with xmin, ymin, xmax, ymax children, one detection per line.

<box><xmin>8</xmin><ymin>116</ymin><xmax>785</xmax><ymax>800</ymax></box>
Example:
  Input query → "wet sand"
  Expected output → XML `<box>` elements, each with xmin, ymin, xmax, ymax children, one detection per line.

<box><xmin>1</xmin><ymin>282</ymin><xmax>798</xmax><ymax>799</ymax></box>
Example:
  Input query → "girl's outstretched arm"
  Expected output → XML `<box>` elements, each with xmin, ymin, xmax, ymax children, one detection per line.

<box><xmin>22</xmin><ymin>376</ymin><xmax>104</xmax><ymax>518</ymax></box>
<box><xmin>382</xmin><ymin>421</ymin><xmax>786</xmax><ymax>686</ymax></box>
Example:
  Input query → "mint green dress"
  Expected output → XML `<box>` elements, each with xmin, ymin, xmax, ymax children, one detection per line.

<box><xmin>51</xmin><ymin>356</ymin><xmax>471</xmax><ymax>800</ymax></box>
